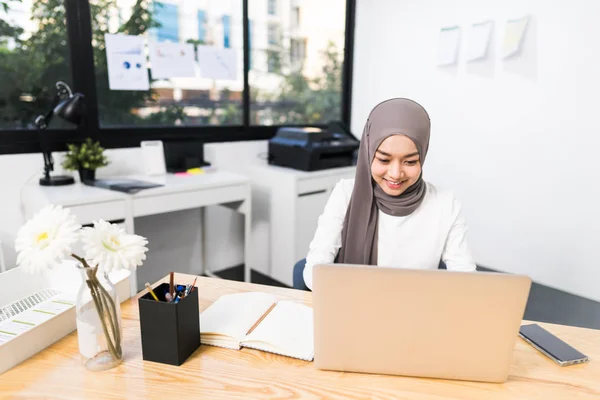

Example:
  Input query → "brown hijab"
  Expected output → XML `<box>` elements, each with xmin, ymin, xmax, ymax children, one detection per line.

<box><xmin>335</xmin><ymin>98</ymin><xmax>431</xmax><ymax>265</ymax></box>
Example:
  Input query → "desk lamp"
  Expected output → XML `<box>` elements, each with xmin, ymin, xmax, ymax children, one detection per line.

<box><xmin>34</xmin><ymin>81</ymin><xmax>86</xmax><ymax>186</ymax></box>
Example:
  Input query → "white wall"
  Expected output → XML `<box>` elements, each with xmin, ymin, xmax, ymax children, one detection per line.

<box><xmin>352</xmin><ymin>0</ymin><xmax>600</xmax><ymax>301</ymax></box>
<box><xmin>0</xmin><ymin>141</ymin><xmax>268</xmax><ymax>285</ymax></box>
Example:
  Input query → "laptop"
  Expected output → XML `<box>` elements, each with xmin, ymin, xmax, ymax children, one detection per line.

<box><xmin>312</xmin><ymin>264</ymin><xmax>532</xmax><ymax>383</ymax></box>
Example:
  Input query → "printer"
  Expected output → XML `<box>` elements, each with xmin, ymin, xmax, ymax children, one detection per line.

<box><xmin>268</xmin><ymin>122</ymin><xmax>359</xmax><ymax>171</ymax></box>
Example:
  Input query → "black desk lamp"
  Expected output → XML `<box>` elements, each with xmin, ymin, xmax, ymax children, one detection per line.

<box><xmin>34</xmin><ymin>81</ymin><xmax>86</xmax><ymax>186</ymax></box>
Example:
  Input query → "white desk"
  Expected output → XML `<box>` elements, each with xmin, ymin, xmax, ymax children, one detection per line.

<box><xmin>21</xmin><ymin>172</ymin><xmax>252</xmax><ymax>294</ymax></box>
<box><xmin>247</xmin><ymin>165</ymin><xmax>355</xmax><ymax>285</ymax></box>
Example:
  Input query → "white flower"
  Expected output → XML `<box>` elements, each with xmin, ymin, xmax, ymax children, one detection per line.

<box><xmin>15</xmin><ymin>205</ymin><xmax>81</xmax><ymax>274</ymax></box>
<box><xmin>80</xmin><ymin>220</ymin><xmax>148</xmax><ymax>274</ymax></box>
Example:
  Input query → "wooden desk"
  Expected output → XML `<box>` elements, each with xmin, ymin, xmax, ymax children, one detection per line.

<box><xmin>1</xmin><ymin>275</ymin><xmax>599</xmax><ymax>399</ymax></box>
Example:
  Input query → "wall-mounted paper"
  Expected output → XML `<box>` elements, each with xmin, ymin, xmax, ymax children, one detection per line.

<box><xmin>197</xmin><ymin>46</ymin><xmax>238</xmax><ymax>80</ymax></box>
<box><xmin>149</xmin><ymin>41</ymin><xmax>196</xmax><ymax>79</ymax></box>
<box><xmin>466</xmin><ymin>21</ymin><xmax>493</xmax><ymax>62</ymax></box>
<box><xmin>105</xmin><ymin>34</ymin><xmax>149</xmax><ymax>91</ymax></box>
<box><xmin>437</xmin><ymin>26</ymin><xmax>461</xmax><ymax>66</ymax></box>
<box><xmin>502</xmin><ymin>15</ymin><xmax>530</xmax><ymax>59</ymax></box>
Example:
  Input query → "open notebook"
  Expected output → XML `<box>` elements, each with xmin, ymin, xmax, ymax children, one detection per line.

<box><xmin>200</xmin><ymin>292</ymin><xmax>314</xmax><ymax>361</ymax></box>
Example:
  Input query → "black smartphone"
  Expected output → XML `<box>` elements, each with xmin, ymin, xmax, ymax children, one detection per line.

<box><xmin>519</xmin><ymin>324</ymin><xmax>589</xmax><ymax>366</ymax></box>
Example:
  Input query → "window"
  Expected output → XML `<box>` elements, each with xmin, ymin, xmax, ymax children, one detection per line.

<box><xmin>154</xmin><ymin>2</ymin><xmax>179</xmax><ymax>43</ymax></box>
<box><xmin>268</xmin><ymin>0</ymin><xmax>277</xmax><ymax>16</ymax></box>
<box><xmin>0</xmin><ymin>0</ymin><xmax>355</xmax><ymax>154</ymax></box>
<box><xmin>267</xmin><ymin>50</ymin><xmax>281</xmax><ymax>73</ymax></box>
<box><xmin>291</xmin><ymin>6</ymin><xmax>300</xmax><ymax>28</ymax></box>
<box><xmin>249</xmin><ymin>0</ymin><xmax>347</xmax><ymax>125</ymax></box>
<box><xmin>290</xmin><ymin>38</ymin><xmax>306</xmax><ymax>69</ymax></box>
<box><xmin>267</xmin><ymin>23</ymin><xmax>279</xmax><ymax>46</ymax></box>
<box><xmin>197</xmin><ymin>10</ymin><xmax>206</xmax><ymax>42</ymax></box>
<box><xmin>92</xmin><ymin>0</ymin><xmax>243</xmax><ymax>128</ymax></box>
<box><xmin>0</xmin><ymin>0</ymin><xmax>73</xmax><ymax>130</ymax></box>
<box><xmin>222</xmin><ymin>15</ymin><xmax>231</xmax><ymax>48</ymax></box>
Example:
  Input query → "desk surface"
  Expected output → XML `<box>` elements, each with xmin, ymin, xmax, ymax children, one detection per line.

<box><xmin>1</xmin><ymin>276</ymin><xmax>599</xmax><ymax>399</ymax></box>
<box><xmin>22</xmin><ymin>179</ymin><xmax>127</xmax><ymax>207</ymax></box>
<box><xmin>23</xmin><ymin>171</ymin><xmax>249</xmax><ymax>205</ymax></box>
<box><xmin>125</xmin><ymin>171</ymin><xmax>249</xmax><ymax>197</ymax></box>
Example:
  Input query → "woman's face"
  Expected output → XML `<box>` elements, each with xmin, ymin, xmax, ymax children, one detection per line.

<box><xmin>371</xmin><ymin>135</ymin><xmax>422</xmax><ymax>196</ymax></box>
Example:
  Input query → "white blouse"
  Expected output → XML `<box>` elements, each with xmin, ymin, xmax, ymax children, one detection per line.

<box><xmin>303</xmin><ymin>179</ymin><xmax>476</xmax><ymax>289</ymax></box>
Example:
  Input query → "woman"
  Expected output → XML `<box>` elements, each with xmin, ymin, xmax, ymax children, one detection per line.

<box><xmin>300</xmin><ymin>98</ymin><xmax>476</xmax><ymax>290</ymax></box>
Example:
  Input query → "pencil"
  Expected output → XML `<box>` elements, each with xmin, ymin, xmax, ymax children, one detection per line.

<box><xmin>189</xmin><ymin>277</ymin><xmax>198</xmax><ymax>294</ymax></box>
<box><xmin>169</xmin><ymin>272</ymin><xmax>174</xmax><ymax>298</ymax></box>
<box><xmin>145</xmin><ymin>282</ymin><xmax>160</xmax><ymax>301</ymax></box>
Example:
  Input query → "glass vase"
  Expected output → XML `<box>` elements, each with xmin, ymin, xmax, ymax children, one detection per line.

<box><xmin>75</xmin><ymin>265</ymin><xmax>123</xmax><ymax>371</ymax></box>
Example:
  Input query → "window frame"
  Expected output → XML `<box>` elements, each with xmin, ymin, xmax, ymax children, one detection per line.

<box><xmin>0</xmin><ymin>0</ymin><xmax>356</xmax><ymax>155</ymax></box>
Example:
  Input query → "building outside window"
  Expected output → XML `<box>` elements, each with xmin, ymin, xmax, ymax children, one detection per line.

<box><xmin>154</xmin><ymin>2</ymin><xmax>179</xmax><ymax>42</ymax></box>
<box><xmin>250</xmin><ymin>0</ymin><xmax>347</xmax><ymax>125</ymax></box>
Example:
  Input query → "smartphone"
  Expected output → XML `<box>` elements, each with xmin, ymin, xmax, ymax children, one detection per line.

<box><xmin>519</xmin><ymin>324</ymin><xmax>589</xmax><ymax>366</ymax></box>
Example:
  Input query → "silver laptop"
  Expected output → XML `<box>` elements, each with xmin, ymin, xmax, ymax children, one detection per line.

<box><xmin>312</xmin><ymin>264</ymin><xmax>531</xmax><ymax>383</ymax></box>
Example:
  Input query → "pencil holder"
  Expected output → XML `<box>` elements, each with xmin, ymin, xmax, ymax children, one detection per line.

<box><xmin>138</xmin><ymin>282</ymin><xmax>200</xmax><ymax>366</ymax></box>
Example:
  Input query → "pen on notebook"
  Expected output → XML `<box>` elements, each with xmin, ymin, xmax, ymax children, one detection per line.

<box><xmin>145</xmin><ymin>282</ymin><xmax>160</xmax><ymax>301</ymax></box>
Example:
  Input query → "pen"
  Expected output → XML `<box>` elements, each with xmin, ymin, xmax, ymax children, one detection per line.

<box><xmin>173</xmin><ymin>291</ymin><xmax>183</xmax><ymax>304</ymax></box>
<box><xmin>145</xmin><ymin>282</ymin><xmax>160</xmax><ymax>301</ymax></box>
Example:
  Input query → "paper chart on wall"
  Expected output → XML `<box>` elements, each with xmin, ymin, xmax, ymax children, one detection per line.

<box><xmin>502</xmin><ymin>15</ymin><xmax>530</xmax><ymax>59</ymax></box>
<box><xmin>196</xmin><ymin>45</ymin><xmax>238</xmax><ymax>80</ymax></box>
<box><xmin>149</xmin><ymin>41</ymin><xmax>196</xmax><ymax>79</ymax></box>
<box><xmin>466</xmin><ymin>20</ymin><xmax>493</xmax><ymax>62</ymax></box>
<box><xmin>105</xmin><ymin>34</ymin><xmax>150</xmax><ymax>91</ymax></box>
<box><xmin>437</xmin><ymin>26</ymin><xmax>461</xmax><ymax>66</ymax></box>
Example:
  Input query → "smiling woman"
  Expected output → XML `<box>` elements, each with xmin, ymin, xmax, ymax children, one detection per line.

<box><xmin>371</xmin><ymin>135</ymin><xmax>422</xmax><ymax>196</ymax></box>
<box><xmin>298</xmin><ymin>98</ymin><xmax>478</xmax><ymax>290</ymax></box>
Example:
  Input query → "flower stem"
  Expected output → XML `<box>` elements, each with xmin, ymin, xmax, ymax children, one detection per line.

<box><xmin>86</xmin><ymin>279</ymin><xmax>120</xmax><ymax>360</ymax></box>
<box><xmin>73</xmin><ymin>255</ymin><xmax>123</xmax><ymax>362</ymax></box>
<box><xmin>91</xmin><ymin>272</ymin><xmax>122</xmax><ymax>357</ymax></box>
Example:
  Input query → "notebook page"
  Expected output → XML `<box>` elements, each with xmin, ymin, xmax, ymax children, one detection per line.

<box><xmin>241</xmin><ymin>301</ymin><xmax>314</xmax><ymax>361</ymax></box>
<box><xmin>200</xmin><ymin>292</ymin><xmax>277</xmax><ymax>344</ymax></box>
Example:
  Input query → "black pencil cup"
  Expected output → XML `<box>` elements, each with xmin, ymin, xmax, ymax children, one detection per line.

<box><xmin>138</xmin><ymin>282</ymin><xmax>200</xmax><ymax>366</ymax></box>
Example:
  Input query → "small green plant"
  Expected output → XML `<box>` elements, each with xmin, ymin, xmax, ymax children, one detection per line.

<box><xmin>62</xmin><ymin>138</ymin><xmax>109</xmax><ymax>171</ymax></box>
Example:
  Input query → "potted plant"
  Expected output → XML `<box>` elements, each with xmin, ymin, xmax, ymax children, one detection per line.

<box><xmin>62</xmin><ymin>138</ymin><xmax>109</xmax><ymax>182</ymax></box>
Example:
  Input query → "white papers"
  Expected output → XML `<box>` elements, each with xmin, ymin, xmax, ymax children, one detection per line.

<box><xmin>502</xmin><ymin>15</ymin><xmax>530</xmax><ymax>59</ymax></box>
<box><xmin>242</xmin><ymin>301</ymin><xmax>314</xmax><ymax>361</ymax></box>
<box><xmin>200</xmin><ymin>292</ymin><xmax>276</xmax><ymax>343</ymax></box>
<box><xmin>149</xmin><ymin>41</ymin><xmax>196</xmax><ymax>79</ymax></box>
<box><xmin>197</xmin><ymin>45</ymin><xmax>238</xmax><ymax>80</ymax></box>
<box><xmin>437</xmin><ymin>26</ymin><xmax>461</xmax><ymax>66</ymax></box>
<box><xmin>105</xmin><ymin>34</ymin><xmax>150</xmax><ymax>91</ymax></box>
<box><xmin>466</xmin><ymin>21</ymin><xmax>493</xmax><ymax>62</ymax></box>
